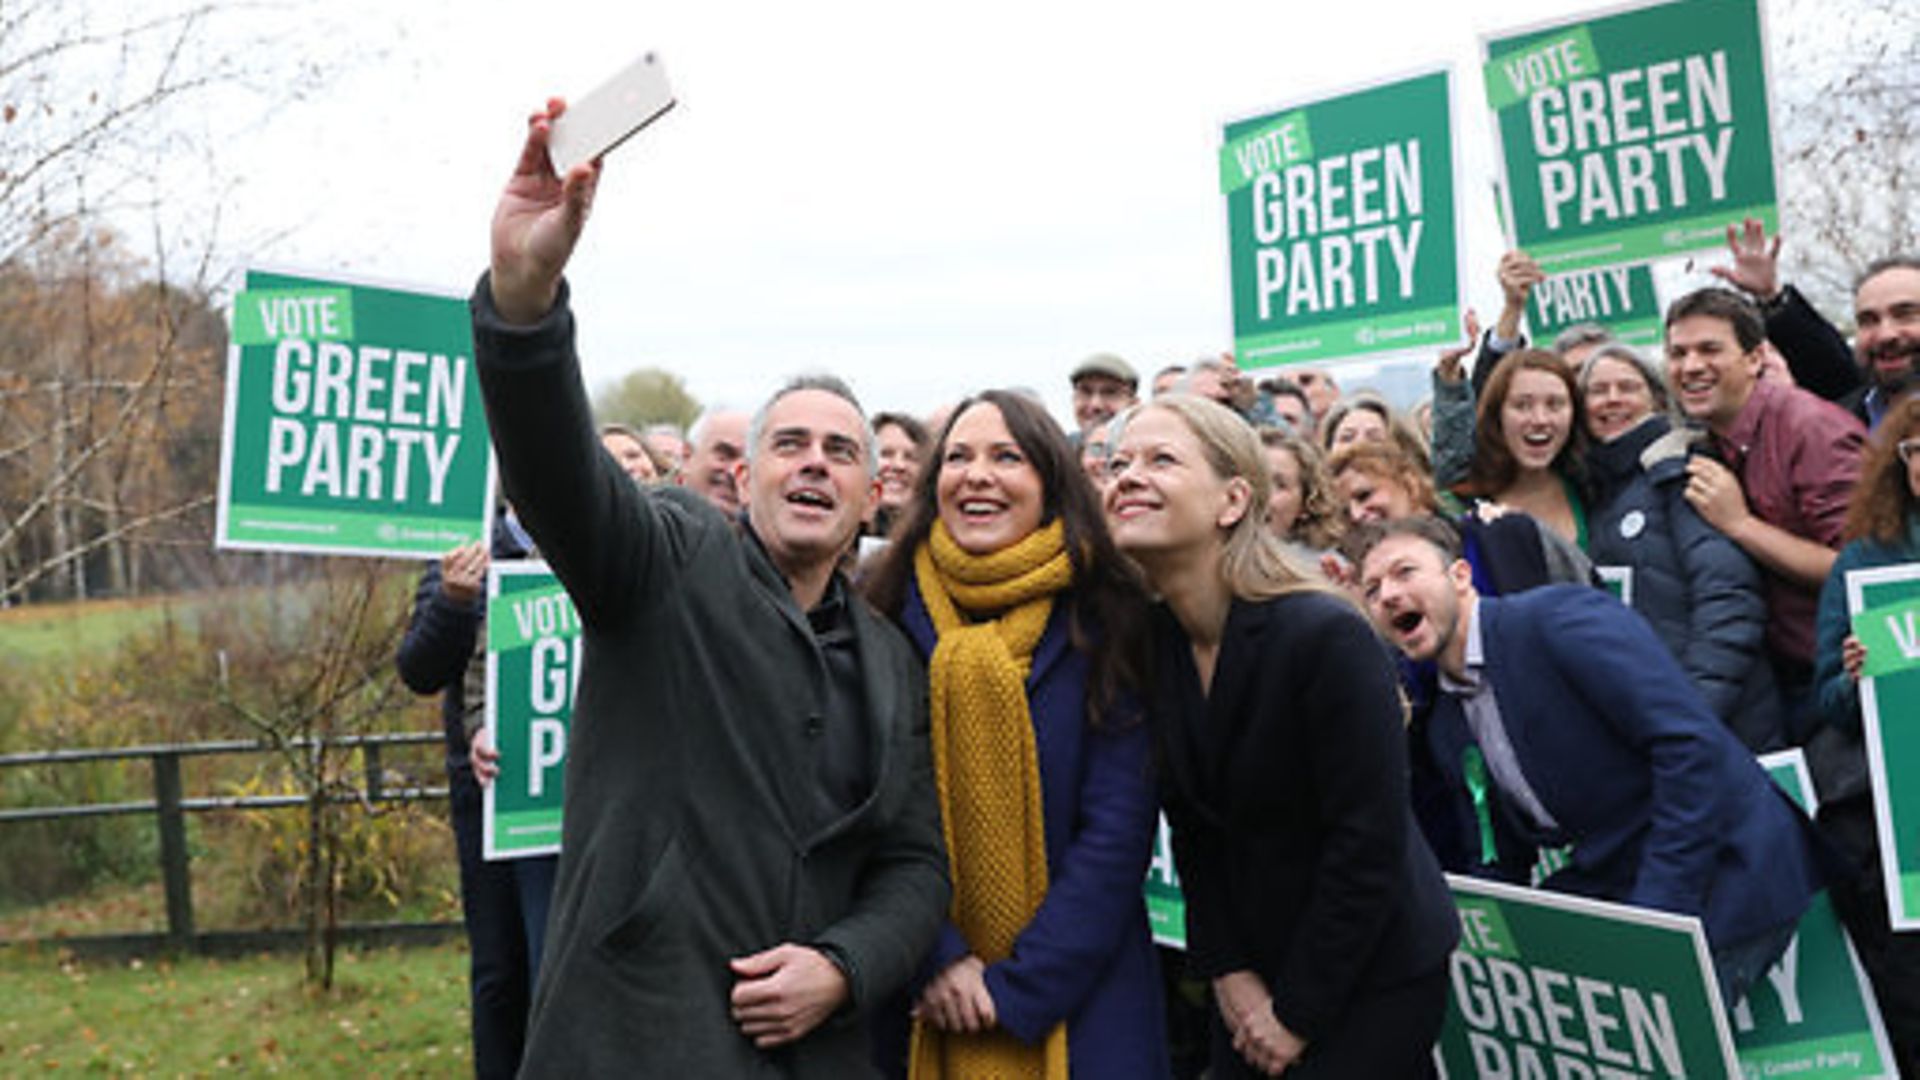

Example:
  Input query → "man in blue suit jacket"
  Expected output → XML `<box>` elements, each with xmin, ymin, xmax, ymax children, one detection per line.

<box><xmin>1352</xmin><ymin>516</ymin><xmax>1823</xmax><ymax>1005</ymax></box>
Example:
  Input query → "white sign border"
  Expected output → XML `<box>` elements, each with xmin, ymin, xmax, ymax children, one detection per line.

<box><xmin>1441</xmin><ymin>871</ymin><xmax>1741</xmax><ymax>1079</ymax></box>
<box><xmin>213</xmin><ymin>263</ymin><xmax>496</xmax><ymax>560</ymax></box>
<box><xmin>1475</xmin><ymin>0</ymin><xmax>1783</xmax><ymax>279</ymax></box>
<box><xmin>482</xmin><ymin>558</ymin><xmax>567</xmax><ymax>863</ymax></box>
<box><xmin>1217</xmin><ymin>62</ymin><xmax>1468</xmax><ymax>373</ymax></box>
<box><xmin>1844</xmin><ymin>562</ymin><xmax>1920</xmax><ymax>932</ymax></box>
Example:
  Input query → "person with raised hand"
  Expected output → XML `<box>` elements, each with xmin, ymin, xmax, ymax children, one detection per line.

<box><xmin>470</xmin><ymin>98</ymin><xmax>948</xmax><ymax>1077</ymax></box>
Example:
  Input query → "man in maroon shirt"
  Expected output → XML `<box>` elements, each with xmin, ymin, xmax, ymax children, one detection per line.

<box><xmin>1664</xmin><ymin>288</ymin><xmax>1865</xmax><ymax>709</ymax></box>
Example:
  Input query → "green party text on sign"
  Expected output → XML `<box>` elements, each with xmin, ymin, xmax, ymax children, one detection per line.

<box><xmin>1530</xmin><ymin>263</ymin><xmax>1663</xmax><ymax>347</ymax></box>
<box><xmin>1143</xmin><ymin>813</ymin><xmax>1185</xmax><ymax>950</ymax></box>
<box><xmin>1222</xmin><ymin>67</ymin><xmax>1461</xmax><ymax>367</ymax></box>
<box><xmin>484</xmin><ymin>563</ymin><xmax>577</xmax><ymax>861</ymax></box>
<box><xmin>1436</xmin><ymin>876</ymin><xmax>1739</xmax><ymax>1079</ymax></box>
<box><xmin>1481</xmin><ymin>0</ymin><xmax>1778</xmax><ymax>274</ymax></box>
<box><xmin>1846</xmin><ymin>564</ymin><xmax>1920</xmax><ymax>931</ymax></box>
<box><xmin>1735</xmin><ymin>750</ymin><xmax>1898</xmax><ymax>1079</ymax></box>
<box><xmin>216</xmin><ymin>267</ymin><xmax>492</xmax><ymax>558</ymax></box>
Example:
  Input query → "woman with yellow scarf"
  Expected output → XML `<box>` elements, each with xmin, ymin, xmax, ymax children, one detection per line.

<box><xmin>865</xmin><ymin>390</ymin><xmax>1170</xmax><ymax>1079</ymax></box>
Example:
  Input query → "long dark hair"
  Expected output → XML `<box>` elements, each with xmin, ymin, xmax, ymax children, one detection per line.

<box><xmin>863</xmin><ymin>390</ymin><xmax>1149</xmax><ymax>728</ymax></box>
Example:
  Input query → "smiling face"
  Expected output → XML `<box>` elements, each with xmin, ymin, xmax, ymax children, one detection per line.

<box><xmin>936</xmin><ymin>402</ymin><xmax>1047</xmax><ymax>556</ymax></box>
<box><xmin>1856</xmin><ymin>266</ymin><xmax>1920</xmax><ymax>390</ymax></box>
<box><xmin>875</xmin><ymin>421</ymin><xmax>922</xmax><ymax>511</ymax></box>
<box><xmin>737</xmin><ymin>389</ymin><xmax>875</xmax><ymax>575</ymax></box>
<box><xmin>1358</xmin><ymin>533</ymin><xmax>1473</xmax><ymax>665</ymax></box>
<box><xmin>1666</xmin><ymin>314</ymin><xmax>1761</xmax><ymax>433</ymax></box>
<box><xmin>1104</xmin><ymin>406</ymin><xmax>1249</xmax><ymax>564</ymax></box>
<box><xmin>1499</xmin><ymin>368</ymin><xmax>1574</xmax><ymax>472</ymax></box>
<box><xmin>1072</xmin><ymin>374</ymin><xmax>1136</xmax><ymax>433</ymax></box>
<box><xmin>1334</xmin><ymin>464</ymin><xmax>1420</xmax><ymax>524</ymax></box>
<box><xmin>1583</xmin><ymin>356</ymin><xmax>1657</xmax><ymax>443</ymax></box>
<box><xmin>1265</xmin><ymin>444</ymin><xmax>1304</xmax><ymax>538</ymax></box>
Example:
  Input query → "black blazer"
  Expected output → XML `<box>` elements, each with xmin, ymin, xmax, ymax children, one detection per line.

<box><xmin>1150</xmin><ymin>590</ymin><xmax>1458</xmax><ymax>1042</ymax></box>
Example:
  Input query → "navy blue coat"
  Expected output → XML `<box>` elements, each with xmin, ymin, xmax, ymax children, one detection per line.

<box><xmin>1426</xmin><ymin>586</ymin><xmax>1820</xmax><ymax>948</ymax></box>
<box><xmin>894</xmin><ymin>583</ymin><xmax>1169</xmax><ymax>1077</ymax></box>
<box><xmin>1585</xmin><ymin>416</ymin><xmax>1786</xmax><ymax>751</ymax></box>
<box><xmin>1151</xmin><ymin>592</ymin><xmax>1459</xmax><ymax>1050</ymax></box>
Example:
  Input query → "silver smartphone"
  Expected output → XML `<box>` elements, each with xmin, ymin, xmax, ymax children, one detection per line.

<box><xmin>547</xmin><ymin>52</ymin><xmax>677</xmax><ymax>174</ymax></box>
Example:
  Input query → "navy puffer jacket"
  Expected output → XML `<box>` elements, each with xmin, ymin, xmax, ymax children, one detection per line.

<box><xmin>1585</xmin><ymin>415</ymin><xmax>1787</xmax><ymax>751</ymax></box>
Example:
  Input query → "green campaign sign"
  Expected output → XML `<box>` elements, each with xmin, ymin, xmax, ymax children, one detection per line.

<box><xmin>1482</xmin><ymin>0</ymin><xmax>1778</xmax><ymax>274</ymax></box>
<box><xmin>484</xmin><ymin>562</ymin><xmax>577</xmax><ymax>861</ymax></box>
<box><xmin>1223</xmin><ymin>67</ymin><xmax>1462</xmax><ymax>367</ymax></box>
<box><xmin>1144</xmin><ymin>813</ymin><xmax>1184</xmax><ymax>950</ymax></box>
<box><xmin>1529</xmin><ymin>263</ymin><xmax>1663</xmax><ymax>347</ymax></box>
<box><xmin>1437</xmin><ymin>876</ymin><xmax>1739</xmax><ymax>1078</ymax></box>
<box><xmin>1850</xmin><ymin>595</ymin><xmax>1920</xmax><ymax>680</ymax></box>
<box><xmin>1845</xmin><ymin>563</ymin><xmax>1920</xmax><ymax>931</ymax></box>
<box><xmin>216</xmin><ymin>266</ymin><xmax>492</xmax><ymax>558</ymax></box>
<box><xmin>1738</xmin><ymin>750</ymin><xmax>1897</xmax><ymax>1078</ymax></box>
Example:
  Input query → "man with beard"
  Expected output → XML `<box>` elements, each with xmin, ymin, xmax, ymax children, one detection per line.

<box><xmin>1351</xmin><ymin>516</ymin><xmax>1822</xmax><ymax>1007</ymax></box>
<box><xmin>1713</xmin><ymin>221</ymin><xmax>1920</xmax><ymax>429</ymax></box>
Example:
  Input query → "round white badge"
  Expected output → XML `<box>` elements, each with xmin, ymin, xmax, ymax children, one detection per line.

<box><xmin>1620</xmin><ymin>510</ymin><xmax>1646</xmax><ymax>539</ymax></box>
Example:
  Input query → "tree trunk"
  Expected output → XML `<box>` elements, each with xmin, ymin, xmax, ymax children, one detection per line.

<box><xmin>304</xmin><ymin>779</ymin><xmax>325</xmax><ymax>990</ymax></box>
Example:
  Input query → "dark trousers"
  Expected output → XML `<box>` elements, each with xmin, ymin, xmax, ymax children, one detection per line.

<box><xmin>449</xmin><ymin>767</ymin><xmax>558</xmax><ymax>1080</ymax></box>
<box><xmin>1820</xmin><ymin>798</ymin><xmax>1920</xmax><ymax>1079</ymax></box>
<box><xmin>1207</xmin><ymin>966</ymin><xmax>1448</xmax><ymax>1079</ymax></box>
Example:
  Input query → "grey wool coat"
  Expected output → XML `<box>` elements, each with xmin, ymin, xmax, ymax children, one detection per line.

<box><xmin>470</xmin><ymin>276</ymin><xmax>950</xmax><ymax>1078</ymax></box>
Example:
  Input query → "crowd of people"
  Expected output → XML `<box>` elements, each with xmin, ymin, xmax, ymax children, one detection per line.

<box><xmin>401</xmin><ymin>102</ymin><xmax>1920</xmax><ymax>1078</ymax></box>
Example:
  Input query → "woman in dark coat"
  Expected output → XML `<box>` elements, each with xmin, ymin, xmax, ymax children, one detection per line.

<box><xmin>1579</xmin><ymin>343</ymin><xmax>1786</xmax><ymax>751</ymax></box>
<box><xmin>1105</xmin><ymin>394</ymin><xmax>1458</xmax><ymax>1078</ymax></box>
<box><xmin>865</xmin><ymin>390</ymin><xmax>1168</xmax><ymax>1079</ymax></box>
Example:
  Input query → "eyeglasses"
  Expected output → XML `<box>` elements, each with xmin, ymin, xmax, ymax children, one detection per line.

<box><xmin>1899</xmin><ymin>439</ymin><xmax>1920</xmax><ymax>464</ymax></box>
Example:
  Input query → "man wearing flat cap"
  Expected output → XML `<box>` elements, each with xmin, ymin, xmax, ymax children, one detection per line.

<box><xmin>1069</xmin><ymin>353</ymin><xmax>1139</xmax><ymax>441</ymax></box>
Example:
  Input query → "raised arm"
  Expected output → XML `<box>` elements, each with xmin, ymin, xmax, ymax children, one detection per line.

<box><xmin>1710</xmin><ymin>218</ymin><xmax>1861</xmax><ymax>402</ymax></box>
<box><xmin>490</xmin><ymin>100</ymin><xmax>600</xmax><ymax>326</ymax></box>
<box><xmin>470</xmin><ymin>102</ymin><xmax>686</xmax><ymax>630</ymax></box>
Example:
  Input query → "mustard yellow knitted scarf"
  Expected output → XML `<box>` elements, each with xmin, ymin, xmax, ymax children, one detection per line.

<box><xmin>909</xmin><ymin>518</ymin><xmax>1073</xmax><ymax>1080</ymax></box>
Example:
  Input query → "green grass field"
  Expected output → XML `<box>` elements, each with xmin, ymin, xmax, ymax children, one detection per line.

<box><xmin>0</xmin><ymin>941</ymin><xmax>472</xmax><ymax>1075</ymax></box>
<box><xmin>0</xmin><ymin>591</ymin><xmax>208</xmax><ymax>665</ymax></box>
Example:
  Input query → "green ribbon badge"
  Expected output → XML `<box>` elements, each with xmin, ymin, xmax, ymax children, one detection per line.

<box><xmin>1484</xmin><ymin>27</ymin><xmax>1602</xmax><ymax>111</ymax></box>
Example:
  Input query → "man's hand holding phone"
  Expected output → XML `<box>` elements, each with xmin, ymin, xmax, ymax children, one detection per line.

<box><xmin>489</xmin><ymin>99</ymin><xmax>600</xmax><ymax>326</ymax></box>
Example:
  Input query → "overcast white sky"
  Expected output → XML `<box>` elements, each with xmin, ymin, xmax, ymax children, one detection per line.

<box><xmin>200</xmin><ymin>0</ymin><xmax>1772</xmax><ymax>427</ymax></box>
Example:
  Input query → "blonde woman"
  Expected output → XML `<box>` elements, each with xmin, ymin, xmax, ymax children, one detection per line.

<box><xmin>1104</xmin><ymin>395</ymin><xmax>1456</xmax><ymax>1078</ymax></box>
